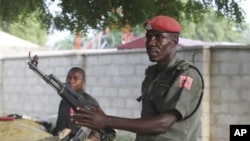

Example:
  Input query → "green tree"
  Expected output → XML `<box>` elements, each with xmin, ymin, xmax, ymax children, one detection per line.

<box><xmin>0</xmin><ymin>8</ymin><xmax>48</xmax><ymax>46</ymax></box>
<box><xmin>0</xmin><ymin>0</ymin><xmax>247</xmax><ymax>34</ymax></box>
<box><xmin>0</xmin><ymin>0</ymin><xmax>51</xmax><ymax>31</ymax></box>
<box><xmin>7</xmin><ymin>19</ymin><xmax>48</xmax><ymax>46</ymax></box>
<box><xmin>181</xmin><ymin>12</ymin><xmax>250</xmax><ymax>43</ymax></box>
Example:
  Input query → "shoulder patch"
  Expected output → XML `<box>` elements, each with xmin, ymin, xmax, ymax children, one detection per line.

<box><xmin>179</xmin><ymin>75</ymin><xmax>193</xmax><ymax>90</ymax></box>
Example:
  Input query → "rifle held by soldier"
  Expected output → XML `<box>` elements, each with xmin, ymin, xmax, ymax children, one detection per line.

<box><xmin>27</xmin><ymin>52</ymin><xmax>116</xmax><ymax>141</ymax></box>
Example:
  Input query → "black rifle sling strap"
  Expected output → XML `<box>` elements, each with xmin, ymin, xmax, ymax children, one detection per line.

<box><xmin>170</xmin><ymin>64</ymin><xmax>204</xmax><ymax>121</ymax></box>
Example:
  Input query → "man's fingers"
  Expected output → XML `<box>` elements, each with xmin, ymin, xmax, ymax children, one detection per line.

<box><xmin>76</xmin><ymin>106</ymin><xmax>100</xmax><ymax>112</ymax></box>
<box><xmin>76</xmin><ymin>107</ymin><xmax>87</xmax><ymax>112</ymax></box>
<box><xmin>74</xmin><ymin>120</ymin><xmax>91</xmax><ymax>127</ymax></box>
<box><xmin>71</xmin><ymin>117</ymin><xmax>94</xmax><ymax>127</ymax></box>
<box><xmin>71</xmin><ymin>112</ymin><xmax>92</xmax><ymax>120</ymax></box>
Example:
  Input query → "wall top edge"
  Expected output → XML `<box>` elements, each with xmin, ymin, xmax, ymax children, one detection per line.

<box><xmin>178</xmin><ymin>44</ymin><xmax>250</xmax><ymax>49</ymax></box>
<box><xmin>0</xmin><ymin>48</ymin><xmax>147</xmax><ymax>60</ymax></box>
<box><xmin>1</xmin><ymin>45</ymin><xmax>250</xmax><ymax>60</ymax></box>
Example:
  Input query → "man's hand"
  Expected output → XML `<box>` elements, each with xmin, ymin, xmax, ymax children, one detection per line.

<box><xmin>70</xmin><ymin>106</ymin><xmax>108</xmax><ymax>129</ymax></box>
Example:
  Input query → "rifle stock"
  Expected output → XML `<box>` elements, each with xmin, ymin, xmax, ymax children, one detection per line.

<box><xmin>27</xmin><ymin>52</ymin><xmax>116</xmax><ymax>141</ymax></box>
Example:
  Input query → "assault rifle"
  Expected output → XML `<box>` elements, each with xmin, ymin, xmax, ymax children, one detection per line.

<box><xmin>27</xmin><ymin>52</ymin><xmax>116</xmax><ymax>141</ymax></box>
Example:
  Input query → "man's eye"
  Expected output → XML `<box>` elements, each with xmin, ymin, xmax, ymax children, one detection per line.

<box><xmin>67</xmin><ymin>77</ymin><xmax>80</xmax><ymax>80</ymax></box>
<box><xmin>155</xmin><ymin>34</ymin><xmax>163</xmax><ymax>40</ymax></box>
<box><xmin>146</xmin><ymin>34</ymin><xmax>164</xmax><ymax>41</ymax></box>
<box><xmin>74</xmin><ymin>77</ymin><xmax>80</xmax><ymax>80</ymax></box>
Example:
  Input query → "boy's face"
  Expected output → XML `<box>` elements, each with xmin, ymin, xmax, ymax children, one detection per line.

<box><xmin>66</xmin><ymin>69</ymin><xmax>85</xmax><ymax>92</ymax></box>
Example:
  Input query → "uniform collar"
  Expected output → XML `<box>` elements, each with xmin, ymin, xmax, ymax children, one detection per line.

<box><xmin>162</xmin><ymin>54</ymin><xmax>180</xmax><ymax>72</ymax></box>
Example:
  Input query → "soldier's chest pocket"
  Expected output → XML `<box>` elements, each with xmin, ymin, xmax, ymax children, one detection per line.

<box><xmin>148</xmin><ymin>83</ymin><xmax>171</xmax><ymax>113</ymax></box>
<box><xmin>150</xmin><ymin>83</ymin><xmax>170</xmax><ymax>103</ymax></box>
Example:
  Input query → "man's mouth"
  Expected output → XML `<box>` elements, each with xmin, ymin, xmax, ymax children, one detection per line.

<box><xmin>147</xmin><ymin>49</ymin><xmax>159</xmax><ymax>56</ymax></box>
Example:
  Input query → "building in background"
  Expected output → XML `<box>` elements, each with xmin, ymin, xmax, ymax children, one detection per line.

<box><xmin>0</xmin><ymin>31</ymin><xmax>47</xmax><ymax>57</ymax></box>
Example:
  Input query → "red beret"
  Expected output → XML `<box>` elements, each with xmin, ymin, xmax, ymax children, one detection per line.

<box><xmin>143</xmin><ymin>15</ymin><xmax>181</xmax><ymax>33</ymax></box>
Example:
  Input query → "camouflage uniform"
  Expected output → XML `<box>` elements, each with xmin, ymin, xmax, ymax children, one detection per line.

<box><xmin>136</xmin><ymin>54</ymin><xmax>203</xmax><ymax>141</ymax></box>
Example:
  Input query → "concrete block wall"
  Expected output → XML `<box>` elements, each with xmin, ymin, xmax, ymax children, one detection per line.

<box><xmin>83</xmin><ymin>49</ymin><xmax>153</xmax><ymax>138</ymax></box>
<box><xmin>84</xmin><ymin>50</ymin><xmax>153</xmax><ymax>118</ymax></box>
<box><xmin>0</xmin><ymin>51</ymin><xmax>85</xmax><ymax>117</ymax></box>
<box><xmin>209</xmin><ymin>46</ymin><xmax>250</xmax><ymax>141</ymax></box>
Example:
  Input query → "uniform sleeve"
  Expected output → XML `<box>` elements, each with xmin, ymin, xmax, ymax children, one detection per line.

<box><xmin>161</xmin><ymin>68</ymin><xmax>203</xmax><ymax>120</ymax></box>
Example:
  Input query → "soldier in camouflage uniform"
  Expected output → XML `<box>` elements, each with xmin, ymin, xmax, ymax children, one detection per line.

<box><xmin>70</xmin><ymin>15</ymin><xmax>204</xmax><ymax>141</ymax></box>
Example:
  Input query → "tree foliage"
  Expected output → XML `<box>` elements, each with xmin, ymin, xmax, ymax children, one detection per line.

<box><xmin>181</xmin><ymin>13</ymin><xmax>250</xmax><ymax>44</ymax></box>
<box><xmin>0</xmin><ymin>0</ymin><xmax>51</xmax><ymax>30</ymax></box>
<box><xmin>7</xmin><ymin>19</ymin><xmax>48</xmax><ymax>46</ymax></box>
<box><xmin>0</xmin><ymin>0</ymin><xmax>246</xmax><ymax>35</ymax></box>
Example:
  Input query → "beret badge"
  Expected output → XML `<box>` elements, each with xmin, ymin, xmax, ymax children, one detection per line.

<box><xmin>144</xmin><ymin>22</ymin><xmax>152</xmax><ymax>30</ymax></box>
<box><xmin>143</xmin><ymin>15</ymin><xmax>182</xmax><ymax>33</ymax></box>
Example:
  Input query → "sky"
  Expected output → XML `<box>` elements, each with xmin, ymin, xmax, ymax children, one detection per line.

<box><xmin>240</xmin><ymin>0</ymin><xmax>250</xmax><ymax>23</ymax></box>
